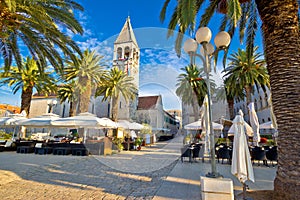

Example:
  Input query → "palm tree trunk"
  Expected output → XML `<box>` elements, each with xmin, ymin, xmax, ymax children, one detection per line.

<box><xmin>244</xmin><ymin>85</ymin><xmax>252</xmax><ymax>105</ymax></box>
<box><xmin>111</xmin><ymin>95</ymin><xmax>120</xmax><ymax>121</ymax></box>
<box><xmin>255</xmin><ymin>0</ymin><xmax>300</xmax><ymax>199</ymax></box>
<box><xmin>69</xmin><ymin>101</ymin><xmax>75</xmax><ymax>117</ymax></box>
<box><xmin>78</xmin><ymin>77</ymin><xmax>91</xmax><ymax>113</ymax></box>
<box><xmin>192</xmin><ymin>93</ymin><xmax>200</xmax><ymax>121</ymax></box>
<box><xmin>20</xmin><ymin>86</ymin><xmax>33</xmax><ymax>117</ymax></box>
<box><xmin>227</xmin><ymin>99</ymin><xmax>234</xmax><ymax>120</ymax></box>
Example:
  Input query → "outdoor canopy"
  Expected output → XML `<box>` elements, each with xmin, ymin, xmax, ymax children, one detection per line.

<box><xmin>14</xmin><ymin>113</ymin><xmax>60</xmax><ymax>127</ymax></box>
<box><xmin>50</xmin><ymin>112</ymin><xmax>117</xmax><ymax>128</ymax></box>
<box><xmin>117</xmin><ymin>120</ymin><xmax>144</xmax><ymax>130</ymax></box>
<box><xmin>184</xmin><ymin>120</ymin><xmax>223</xmax><ymax>131</ymax></box>
<box><xmin>259</xmin><ymin>121</ymin><xmax>275</xmax><ymax>129</ymax></box>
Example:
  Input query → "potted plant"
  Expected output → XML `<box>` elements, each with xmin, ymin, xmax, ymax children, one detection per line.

<box><xmin>134</xmin><ymin>137</ymin><xmax>143</xmax><ymax>151</ymax></box>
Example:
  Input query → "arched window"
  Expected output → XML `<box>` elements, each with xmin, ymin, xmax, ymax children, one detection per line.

<box><xmin>117</xmin><ymin>47</ymin><xmax>122</xmax><ymax>59</ymax></box>
<box><xmin>262</xmin><ymin>119</ymin><xmax>265</xmax><ymax>123</ymax></box>
<box><xmin>124</xmin><ymin>46</ymin><xmax>130</xmax><ymax>59</ymax></box>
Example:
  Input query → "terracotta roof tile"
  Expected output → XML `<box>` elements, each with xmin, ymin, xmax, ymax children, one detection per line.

<box><xmin>138</xmin><ymin>96</ymin><xmax>159</xmax><ymax>110</ymax></box>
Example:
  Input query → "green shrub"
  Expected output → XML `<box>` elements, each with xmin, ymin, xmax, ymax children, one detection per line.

<box><xmin>0</xmin><ymin>131</ymin><xmax>13</xmax><ymax>139</ymax></box>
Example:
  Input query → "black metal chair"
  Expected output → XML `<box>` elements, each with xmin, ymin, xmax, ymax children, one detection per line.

<box><xmin>266</xmin><ymin>146</ymin><xmax>278</xmax><ymax>167</ymax></box>
<box><xmin>181</xmin><ymin>146</ymin><xmax>192</xmax><ymax>163</ymax></box>
<box><xmin>217</xmin><ymin>146</ymin><xmax>231</xmax><ymax>164</ymax></box>
<box><xmin>192</xmin><ymin>145</ymin><xmax>201</xmax><ymax>161</ymax></box>
<box><xmin>251</xmin><ymin>146</ymin><xmax>267</xmax><ymax>166</ymax></box>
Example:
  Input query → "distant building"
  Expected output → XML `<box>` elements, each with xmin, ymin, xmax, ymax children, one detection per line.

<box><xmin>0</xmin><ymin>104</ymin><xmax>21</xmax><ymax>117</ymax></box>
<box><xmin>233</xmin><ymin>86</ymin><xmax>273</xmax><ymax>135</ymax></box>
<box><xmin>181</xmin><ymin>95</ymin><xmax>229</xmax><ymax>133</ymax></box>
<box><xmin>136</xmin><ymin>95</ymin><xmax>179</xmax><ymax>138</ymax></box>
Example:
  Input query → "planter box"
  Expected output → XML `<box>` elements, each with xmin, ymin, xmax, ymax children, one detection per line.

<box><xmin>200</xmin><ymin>176</ymin><xmax>234</xmax><ymax>200</ymax></box>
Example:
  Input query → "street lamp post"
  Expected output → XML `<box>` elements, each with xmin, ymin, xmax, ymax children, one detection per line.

<box><xmin>183</xmin><ymin>27</ymin><xmax>231</xmax><ymax>178</ymax></box>
<box><xmin>47</xmin><ymin>99</ymin><xmax>57</xmax><ymax>114</ymax></box>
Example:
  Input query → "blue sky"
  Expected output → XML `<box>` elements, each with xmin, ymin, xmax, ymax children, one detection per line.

<box><xmin>0</xmin><ymin>0</ymin><xmax>263</xmax><ymax>110</ymax></box>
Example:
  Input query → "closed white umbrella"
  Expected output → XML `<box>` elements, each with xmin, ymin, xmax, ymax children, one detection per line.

<box><xmin>228</xmin><ymin>121</ymin><xmax>253</xmax><ymax>137</ymax></box>
<box><xmin>248</xmin><ymin>102</ymin><xmax>261</xmax><ymax>146</ymax></box>
<box><xmin>200</xmin><ymin>95</ymin><xmax>210</xmax><ymax>155</ymax></box>
<box><xmin>231</xmin><ymin>110</ymin><xmax>255</xmax><ymax>199</ymax></box>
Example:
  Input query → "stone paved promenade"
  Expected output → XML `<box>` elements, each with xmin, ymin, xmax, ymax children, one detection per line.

<box><xmin>0</xmin><ymin>135</ymin><xmax>276</xmax><ymax>199</ymax></box>
<box><xmin>0</xmin><ymin>136</ymin><xmax>183</xmax><ymax>200</ymax></box>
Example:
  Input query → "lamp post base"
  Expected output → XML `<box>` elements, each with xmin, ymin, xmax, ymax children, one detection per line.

<box><xmin>205</xmin><ymin>172</ymin><xmax>223</xmax><ymax>178</ymax></box>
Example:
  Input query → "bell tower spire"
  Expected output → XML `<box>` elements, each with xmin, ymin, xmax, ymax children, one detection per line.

<box><xmin>113</xmin><ymin>17</ymin><xmax>140</xmax><ymax>120</ymax></box>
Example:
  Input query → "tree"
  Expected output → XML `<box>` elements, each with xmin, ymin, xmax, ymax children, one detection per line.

<box><xmin>63</xmin><ymin>49</ymin><xmax>107</xmax><ymax>114</ymax></box>
<box><xmin>57</xmin><ymin>80</ymin><xmax>77</xmax><ymax>117</ymax></box>
<box><xmin>224</xmin><ymin>78</ymin><xmax>245</xmax><ymax>119</ymax></box>
<box><xmin>0</xmin><ymin>57</ymin><xmax>57</xmax><ymax>116</ymax></box>
<box><xmin>161</xmin><ymin>0</ymin><xmax>300</xmax><ymax>198</ymax></box>
<box><xmin>176</xmin><ymin>64</ymin><xmax>208</xmax><ymax>121</ymax></box>
<box><xmin>0</xmin><ymin>0</ymin><xmax>84</xmax><ymax>72</ymax></box>
<box><xmin>223</xmin><ymin>47</ymin><xmax>270</xmax><ymax>105</ymax></box>
<box><xmin>95</xmin><ymin>67</ymin><xmax>138</xmax><ymax>121</ymax></box>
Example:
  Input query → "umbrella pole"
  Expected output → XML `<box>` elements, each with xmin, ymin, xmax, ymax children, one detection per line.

<box><xmin>242</xmin><ymin>182</ymin><xmax>252</xmax><ymax>200</ymax></box>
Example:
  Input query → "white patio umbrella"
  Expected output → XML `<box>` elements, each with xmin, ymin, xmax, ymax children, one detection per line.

<box><xmin>117</xmin><ymin>120</ymin><xmax>144</xmax><ymax>130</ymax></box>
<box><xmin>259</xmin><ymin>121</ymin><xmax>275</xmax><ymax>129</ymax></box>
<box><xmin>231</xmin><ymin>110</ymin><xmax>255</xmax><ymax>199</ymax></box>
<box><xmin>50</xmin><ymin>112</ymin><xmax>117</xmax><ymax>128</ymax></box>
<box><xmin>248</xmin><ymin>102</ymin><xmax>261</xmax><ymax>146</ymax></box>
<box><xmin>15</xmin><ymin>113</ymin><xmax>60</xmax><ymax>127</ymax></box>
<box><xmin>0</xmin><ymin>116</ymin><xmax>26</xmax><ymax>127</ymax></box>
<box><xmin>184</xmin><ymin>120</ymin><xmax>224</xmax><ymax>131</ymax></box>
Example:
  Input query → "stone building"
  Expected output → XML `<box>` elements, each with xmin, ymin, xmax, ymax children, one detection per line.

<box><xmin>136</xmin><ymin>95</ymin><xmax>179</xmax><ymax>139</ymax></box>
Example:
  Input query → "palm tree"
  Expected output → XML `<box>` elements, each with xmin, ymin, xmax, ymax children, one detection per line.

<box><xmin>57</xmin><ymin>80</ymin><xmax>77</xmax><ymax>117</ymax></box>
<box><xmin>63</xmin><ymin>49</ymin><xmax>107</xmax><ymax>114</ymax></box>
<box><xmin>160</xmin><ymin>0</ymin><xmax>258</xmax><ymax>58</ymax></box>
<box><xmin>176</xmin><ymin>64</ymin><xmax>208</xmax><ymax>121</ymax></box>
<box><xmin>216</xmin><ymin>77</ymin><xmax>245</xmax><ymax>119</ymax></box>
<box><xmin>161</xmin><ymin>1</ymin><xmax>300</xmax><ymax>197</ymax></box>
<box><xmin>0</xmin><ymin>57</ymin><xmax>57</xmax><ymax>116</ymax></box>
<box><xmin>0</xmin><ymin>0</ymin><xmax>84</xmax><ymax>72</ymax></box>
<box><xmin>223</xmin><ymin>47</ymin><xmax>270</xmax><ymax>105</ymax></box>
<box><xmin>95</xmin><ymin>67</ymin><xmax>138</xmax><ymax>121</ymax></box>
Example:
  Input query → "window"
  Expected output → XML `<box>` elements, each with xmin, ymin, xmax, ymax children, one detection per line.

<box><xmin>254</xmin><ymin>99</ymin><xmax>258</xmax><ymax>110</ymax></box>
<box><xmin>124</xmin><ymin>46</ymin><xmax>130</xmax><ymax>59</ymax></box>
<box><xmin>260</xmin><ymin>96</ymin><xmax>263</xmax><ymax>109</ymax></box>
<box><xmin>117</xmin><ymin>47</ymin><xmax>122</xmax><ymax>59</ymax></box>
<box><xmin>265</xmin><ymin>94</ymin><xmax>269</xmax><ymax>107</ymax></box>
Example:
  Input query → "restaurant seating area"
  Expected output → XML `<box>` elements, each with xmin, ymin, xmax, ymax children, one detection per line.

<box><xmin>9</xmin><ymin>140</ymin><xmax>89</xmax><ymax>156</ymax></box>
<box><xmin>181</xmin><ymin>143</ymin><xmax>202</xmax><ymax>163</ymax></box>
<box><xmin>180</xmin><ymin>141</ymin><xmax>278</xmax><ymax>167</ymax></box>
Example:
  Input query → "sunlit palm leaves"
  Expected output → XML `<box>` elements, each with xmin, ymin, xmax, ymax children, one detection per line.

<box><xmin>63</xmin><ymin>49</ymin><xmax>107</xmax><ymax>113</ymax></box>
<box><xmin>223</xmin><ymin>47</ymin><xmax>269</xmax><ymax>104</ymax></box>
<box><xmin>0</xmin><ymin>57</ymin><xmax>57</xmax><ymax>116</ymax></box>
<box><xmin>95</xmin><ymin>67</ymin><xmax>138</xmax><ymax>121</ymax></box>
<box><xmin>0</xmin><ymin>0</ymin><xmax>84</xmax><ymax>72</ymax></box>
